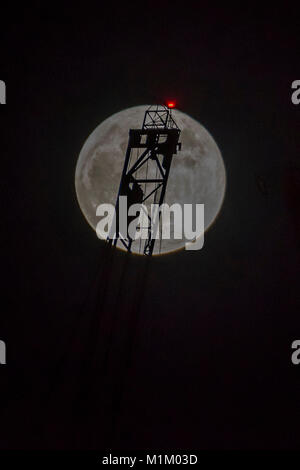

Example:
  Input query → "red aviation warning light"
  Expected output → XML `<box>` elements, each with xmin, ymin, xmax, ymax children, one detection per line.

<box><xmin>166</xmin><ymin>101</ymin><xmax>175</xmax><ymax>109</ymax></box>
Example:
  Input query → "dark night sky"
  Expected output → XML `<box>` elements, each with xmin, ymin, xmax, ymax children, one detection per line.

<box><xmin>0</xmin><ymin>5</ymin><xmax>299</xmax><ymax>450</ymax></box>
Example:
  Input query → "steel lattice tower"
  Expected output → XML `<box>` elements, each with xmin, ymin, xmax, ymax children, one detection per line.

<box><xmin>108</xmin><ymin>104</ymin><xmax>182</xmax><ymax>256</ymax></box>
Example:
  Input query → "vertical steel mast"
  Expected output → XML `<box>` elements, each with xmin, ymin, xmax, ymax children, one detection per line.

<box><xmin>108</xmin><ymin>104</ymin><xmax>181</xmax><ymax>256</ymax></box>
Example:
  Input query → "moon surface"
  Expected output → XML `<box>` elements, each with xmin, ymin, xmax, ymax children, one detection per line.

<box><xmin>75</xmin><ymin>105</ymin><xmax>226</xmax><ymax>255</ymax></box>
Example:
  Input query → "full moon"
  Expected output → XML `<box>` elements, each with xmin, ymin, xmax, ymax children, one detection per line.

<box><xmin>75</xmin><ymin>105</ymin><xmax>226</xmax><ymax>255</ymax></box>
